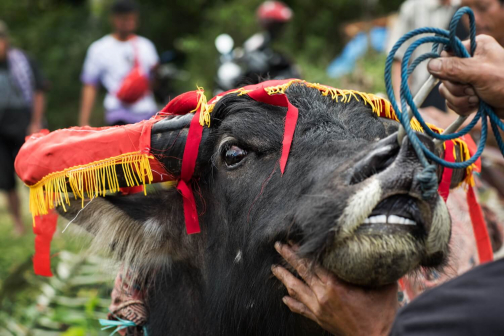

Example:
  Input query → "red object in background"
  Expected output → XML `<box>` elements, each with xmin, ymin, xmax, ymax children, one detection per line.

<box><xmin>257</xmin><ymin>1</ymin><xmax>293</xmax><ymax>22</ymax></box>
<box><xmin>116</xmin><ymin>38</ymin><xmax>149</xmax><ymax>104</ymax></box>
<box><xmin>116</xmin><ymin>66</ymin><xmax>149</xmax><ymax>104</ymax></box>
<box><xmin>33</xmin><ymin>211</ymin><xmax>59</xmax><ymax>276</ymax></box>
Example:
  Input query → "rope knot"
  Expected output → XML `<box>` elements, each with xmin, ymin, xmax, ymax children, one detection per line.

<box><xmin>416</xmin><ymin>164</ymin><xmax>438</xmax><ymax>199</ymax></box>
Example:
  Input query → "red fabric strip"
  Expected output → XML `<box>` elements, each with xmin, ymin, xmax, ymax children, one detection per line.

<box><xmin>248</xmin><ymin>87</ymin><xmax>298</xmax><ymax>174</ymax></box>
<box><xmin>33</xmin><ymin>210</ymin><xmax>59</xmax><ymax>276</ymax></box>
<box><xmin>120</xmin><ymin>185</ymin><xmax>144</xmax><ymax>195</ymax></box>
<box><xmin>438</xmin><ymin>140</ymin><xmax>454</xmax><ymax>202</ymax></box>
<box><xmin>467</xmin><ymin>186</ymin><xmax>493</xmax><ymax>263</ymax></box>
<box><xmin>280</xmin><ymin>100</ymin><xmax>298</xmax><ymax>174</ymax></box>
<box><xmin>177</xmin><ymin>180</ymin><xmax>201</xmax><ymax>234</ymax></box>
<box><xmin>181</xmin><ymin>110</ymin><xmax>203</xmax><ymax>181</ymax></box>
<box><xmin>160</xmin><ymin>91</ymin><xmax>200</xmax><ymax>114</ymax></box>
<box><xmin>177</xmin><ymin>108</ymin><xmax>203</xmax><ymax>234</ymax></box>
<box><xmin>461</xmin><ymin>134</ymin><xmax>481</xmax><ymax>172</ymax></box>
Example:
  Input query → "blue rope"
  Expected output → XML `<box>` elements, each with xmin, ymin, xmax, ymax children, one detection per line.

<box><xmin>99</xmin><ymin>317</ymin><xmax>149</xmax><ymax>336</ymax></box>
<box><xmin>384</xmin><ymin>7</ymin><xmax>504</xmax><ymax>198</ymax></box>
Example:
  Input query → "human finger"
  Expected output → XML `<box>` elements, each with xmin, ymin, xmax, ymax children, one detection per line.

<box><xmin>441</xmin><ymin>80</ymin><xmax>476</xmax><ymax>97</ymax></box>
<box><xmin>281</xmin><ymin>296</ymin><xmax>318</xmax><ymax>322</ymax></box>
<box><xmin>446</xmin><ymin>101</ymin><xmax>478</xmax><ymax>118</ymax></box>
<box><xmin>440</xmin><ymin>38</ymin><xmax>472</xmax><ymax>56</ymax></box>
<box><xmin>275</xmin><ymin>242</ymin><xmax>315</xmax><ymax>285</ymax></box>
<box><xmin>285</xmin><ymin>242</ymin><xmax>333</xmax><ymax>285</ymax></box>
<box><xmin>271</xmin><ymin>265</ymin><xmax>315</xmax><ymax>303</ymax></box>
<box><xmin>428</xmin><ymin>57</ymin><xmax>477</xmax><ymax>84</ymax></box>
<box><xmin>439</xmin><ymin>82</ymin><xmax>479</xmax><ymax>116</ymax></box>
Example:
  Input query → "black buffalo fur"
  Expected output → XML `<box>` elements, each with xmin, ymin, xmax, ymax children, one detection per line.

<box><xmin>65</xmin><ymin>84</ymin><xmax>449</xmax><ymax>335</ymax></box>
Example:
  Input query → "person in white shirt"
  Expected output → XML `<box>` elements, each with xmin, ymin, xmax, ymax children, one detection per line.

<box><xmin>387</xmin><ymin>0</ymin><xmax>461</xmax><ymax>111</ymax></box>
<box><xmin>79</xmin><ymin>0</ymin><xmax>159</xmax><ymax>126</ymax></box>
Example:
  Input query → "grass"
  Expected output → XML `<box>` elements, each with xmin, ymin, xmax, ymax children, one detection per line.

<box><xmin>0</xmin><ymin>183</ymin><xmax>113</xmax><ymax>335</ymax></box>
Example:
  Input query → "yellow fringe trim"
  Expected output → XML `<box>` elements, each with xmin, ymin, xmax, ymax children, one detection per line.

<box><xmin>260</xmin><ymin>80</ymin><xmax>475</xmax><ymax>187</ymax></box>
<box><xmin>192</xmin><ymin>80</ymin><xmax>475</xmax><ymax>187</ymax></box>
<box><xmin>28</xmin><ymin>152</ymin><xmax>154</xmax><ymax>218</ymax></box>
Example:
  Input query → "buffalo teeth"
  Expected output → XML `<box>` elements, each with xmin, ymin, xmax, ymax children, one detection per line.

<box><xmin>388</xmin><ymin>215</ymin><xmax>416</xmax><ymax>225</ymax></box>
<box><xmin>363</xmin><ymin>215</ymin><xmax>386</xmax><ymax>224</ymax></box>
<box><xmin>363</xmin><ymin>215</ymin><xmax>416</xmax><ymax>225</ymax></box>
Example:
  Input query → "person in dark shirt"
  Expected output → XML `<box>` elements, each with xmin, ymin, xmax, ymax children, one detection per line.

<box><xmin>0</xmin><ymin>20</ymin><xmax>47</xmax><ymax>235</ymax></box>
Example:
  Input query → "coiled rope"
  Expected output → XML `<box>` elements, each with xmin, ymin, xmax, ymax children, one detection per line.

<box><xmin>384</xmin><ymin>7</ymin><xmax>504</xmax><ymax>198</ymax></box>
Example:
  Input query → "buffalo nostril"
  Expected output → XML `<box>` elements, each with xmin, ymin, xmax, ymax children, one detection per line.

<box><xmin>412</xmin><ymin>131</ymin><xmax>436</xmax><ymax>153</ymax></box>
<box><xmin>350</xmin><ymin>142</ymin><xmax>400</xmax><ymax>185</ymax></box>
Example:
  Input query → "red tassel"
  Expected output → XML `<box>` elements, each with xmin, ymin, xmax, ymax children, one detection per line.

<box><xmin>33</xmin><ymin>210</ymin><xmax>59</xmax><ymax>276</ymax></box>
<box><xmin>177</xmin><ymin>180</ymin><xmax>200</xmax><ymax>234</ymax></box>
<box><xmin>177</xmin><ymin>107</ymin><xmax>204</xmax><ymax>234</ymax></box>
<box><xmin>120</xmin><ymin>185</ymin><xmax>144</xmax><ymax>195</ymax></box>
<box><xmin>467</xmin><ymin>186</ymin><xmax>493</xmax><ymax>263</ymax></box>
<box><xmin>248</xmin><ymin>87</ymin><xmax>298</xmax><ymax>174</ymax></box>
<box><xmin>438</xmin><ymin>140</ymin><xmax>454</xmax><ymax>202</ymax></box>
<box><xmin>279</xmin><ymin>100</ymin><xmax>298</xmax><ymax>174</ymax></box>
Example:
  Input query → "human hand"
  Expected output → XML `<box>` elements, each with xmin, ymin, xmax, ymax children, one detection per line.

<box><xmin>78</xmin><ymin>119</ymin><xmax>90</xmax><ymax>127</ymax></box>
<box><xmin>271</xmin><ymin>242</ymin><xmax>398</xmax><ymax>336</ymax></box>
<box><xmin>427</xmin><ymin>35</ymin><xmax>504</xmax><ymax>118</ymax></box>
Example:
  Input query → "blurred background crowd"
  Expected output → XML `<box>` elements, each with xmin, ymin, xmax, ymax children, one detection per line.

<box><xmin>2</xmin><ymin>0</ymin><xmax>504</xmax><ymax>334</ymax></box>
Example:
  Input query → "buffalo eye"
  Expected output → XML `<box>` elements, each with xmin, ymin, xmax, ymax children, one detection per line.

<box><xmin>223</xmin><ymin>145</ymin><xmax>248</xmax><ymax>168</ymax></box>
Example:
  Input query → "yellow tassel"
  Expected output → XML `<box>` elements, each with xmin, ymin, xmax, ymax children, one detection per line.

<box><xmin>28</xmin><ymin>152</ymin><xmax>155</xmax><ymax>219</ymax></box>
<box><xmin>191</xmin><ymin>88</ymin><xmax>212</xmax><ymax>128</ymax></box>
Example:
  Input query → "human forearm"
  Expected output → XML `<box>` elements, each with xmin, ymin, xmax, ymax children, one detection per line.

<box><xmin>392</xmin><ymin>60</ymin><xmax>402</xmax><ymax>103</ymax></box>
<box><xmin>32</xmin><ymin>91</ymin><xmax>45</xmax><ymax>124</ymax></box>
<box><xmin>28</xmin><ymin>91</ymin><xmax>45</xmax><ymax>134</ymax></box>
<box><xmin>79</xmin><ymin>84</ymin><xmax>97</xmax><ymax>126</ymax></box>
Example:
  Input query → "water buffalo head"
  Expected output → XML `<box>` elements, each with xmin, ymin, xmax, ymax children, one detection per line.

<box><xmin>58</xmin><ymin>81</ymin><xmax>468</xmax><ymax>334</ymax></box>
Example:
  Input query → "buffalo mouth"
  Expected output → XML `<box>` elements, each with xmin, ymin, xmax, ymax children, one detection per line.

<box><xmin>321</xmin><ymin>188</ymin><xmax>450</xmax><ymax>287</ymax></box>
<box><xmin>355</xmin><ymin>195</ymin><xmax>427</xmax><ymax>236</ymax></box>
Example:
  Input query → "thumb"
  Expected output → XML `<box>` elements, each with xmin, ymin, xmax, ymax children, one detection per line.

<box><xmin>428</xmin><ymin>57</ymin><xmax>476</xmax><ymax>84</ymax></box>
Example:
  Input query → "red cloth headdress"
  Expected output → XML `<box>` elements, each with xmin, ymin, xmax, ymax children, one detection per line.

<box><xmin>15</xmin><ymin>79</ymin><xmax>489</xmax><ymax>276</ymax></box>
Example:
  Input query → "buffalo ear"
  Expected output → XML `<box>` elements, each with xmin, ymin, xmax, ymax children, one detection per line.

<box><xmin>57</xmin><ymin>189</ymin><xmax>197</xmax><ymax>269</ymax></box>
<box><xmin>449</xmin><ymin>145</ymin><xmax>469</xmax><ymax>188</ymax></box>
<box><xmin>434</xmin><ymin>143</ymin><xmax>469</xmax><ymax>189</ymax></box>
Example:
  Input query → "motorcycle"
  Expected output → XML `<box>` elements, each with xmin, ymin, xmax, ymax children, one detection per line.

<box><xmin>214</xmin><ymin>33</ymin><xmax>300</xmax><ymax>94</ymax></box>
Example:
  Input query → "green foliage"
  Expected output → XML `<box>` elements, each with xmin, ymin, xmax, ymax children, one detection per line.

<box><xmin>0</xmin><ymin>246</ymin><xmax>113</xmax><ymax>335</ymax></box>
<box><xmin>1</xmin><ymin>0</ymin><xmax>402</xmax><ymax>130</ymax></box>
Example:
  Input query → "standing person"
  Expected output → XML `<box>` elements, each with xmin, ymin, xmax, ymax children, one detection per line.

<box><xmin>462</xmin><ymin>0</ymin><xmax>504</xmax><ymax>47</ymax></box>
<box><xmin>387</xmin><ymin>0</ymin><xmax>460</xmax><ymax>111</ymax></box>
<box><xmin>79</xmin><ymin>0</ymin><xmax>159</xmax><ymax>127</ymax></box>
<box><xmin>0</xmin><ymin>20</ymin><xmax>47</xmax><ymax>235</ymax></box>
<box><xmin>241</xmin><ymin>1</ymin><xmax>299</xmax><ymax>84</ymax></box>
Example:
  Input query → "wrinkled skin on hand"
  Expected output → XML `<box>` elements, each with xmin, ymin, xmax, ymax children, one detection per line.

<box><xmin>428</xmin><ymin>35</ymin><xmax>504</xmax><ymax>118</ymax></box>
<box><xmin>272</xmin><ymin>242</ymin><xmax>398</xmax><ymax>336</ymax></box>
